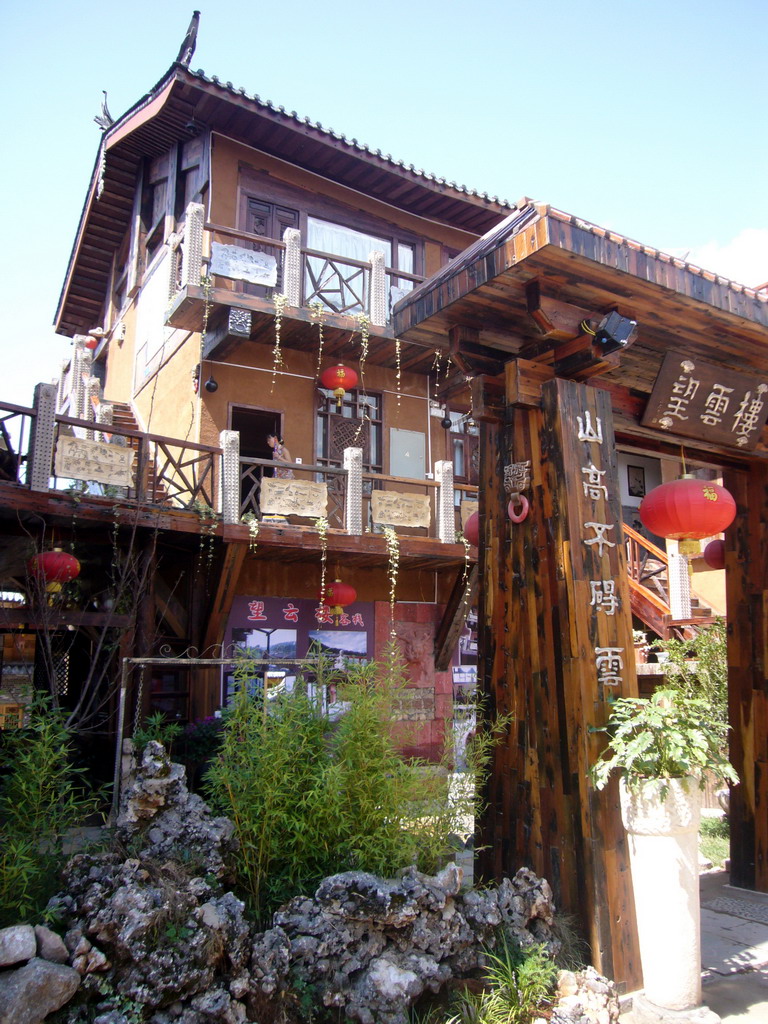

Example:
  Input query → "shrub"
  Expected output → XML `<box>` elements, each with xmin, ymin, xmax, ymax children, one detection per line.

<box><xmin>653</xmin><ymin>618</ymin><xmax>728</xmax><ymax>729</ymax></box>
<box><xmin>0</xmin><ymin>694</ymin><xmax>101</xmax><ymax>926</ymax></box>
<box><xmin>205</xmin><ymin>642</ymin><xmax>508</xmax><ymax>926</ymax></box>
<box><xmin>590</xmin><ymin>688</ymin><xmax>738</xmax><ymax>793</ymax></box>
<box><xmin>132</xmin><ymin>710</ymin><xmax>183</xmax><ymax>756</ymax></box>
<box><xmin>444</xmin><ymin>936</ymin><xmax>558</xmax><ymax>1024</ymax></box>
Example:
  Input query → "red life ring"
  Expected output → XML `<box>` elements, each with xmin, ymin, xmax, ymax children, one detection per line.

<box><xmin>507</xmin><ymin>494</ymin><xmax>529</xmax><ymax>524</ymax></box>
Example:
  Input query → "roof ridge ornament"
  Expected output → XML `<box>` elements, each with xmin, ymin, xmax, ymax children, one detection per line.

<box><xmin>175</xmin><ymin>10</ymin><xmax>200</xmax><ymax>67</ymax></box>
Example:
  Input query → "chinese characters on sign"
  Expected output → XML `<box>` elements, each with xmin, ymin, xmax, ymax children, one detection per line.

<box><xmin>577</xmin><ymin>407</ymin><xmax>625</xmax><ymax>692</ymax></box>
<box><xmin>246</xmin><ymin>599</ymin><xmax>366</xmax><ymax>627</ymax></box>
<box><xmin>642</xmin><ymin>353</ymin><xmax>768</xmax><ymax>450</ymax></box>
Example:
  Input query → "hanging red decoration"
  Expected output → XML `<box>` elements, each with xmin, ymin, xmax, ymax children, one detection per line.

<box><xmin>507</xmin><ymin>495</ymin><xmax>530</xmax><ymax>524</ymax></box>
<box><xmin>703</xmin><ymin>539</ymin><xmax>726</xmax><ymax>570</ymax></box>
<box><xmin>320</xmin><ymin>363</ymin><xmax>359</xmax><ymax>408</ymax></box>
<box><xmin>639</xmin><ymin>477</ymin><xmax>736</xmax><ymax>540</ymax></box>
<box><xmin>319</xmin><ymin>578</ymin><xmax>357</xmax><ymax>621</ymax></box>
<box><xmin>464</xmin><ymin>511</ymin><xmax>479</xmax><ymax>547</ymax></box>
<box><xmin>27</xmin><ymin>548</ymin><xmax>81</xmax><ymax>593</ymax></box>
<box><xmin>84</xmin><ymin>336</ymin><xmax>99</xmax><ymax>350</ymax></box>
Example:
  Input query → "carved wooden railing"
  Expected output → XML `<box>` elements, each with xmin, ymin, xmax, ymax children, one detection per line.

<box><xmin>624</xmin><ymin>522</ymin><xmax>674</xmax><ymax>637</ymax></box>
<box><xmin>0</xmin><ymin>401</ymin><xmax>35</xmax><ymax>484</ymax></box>
<box><xmin>202</xmin><ymin>220</ymin><xmax>423</xmax><ymax>324</ymax></box>
<box><xmin>623</xmin><ymin>522</ymin><xmax>718</xmax><ymax>639</ymax></box>
<box><xmin>51</xmin><ymin>413</ymin><xmax>220</xmax><ymax>511</ymax></box>
<box><xmin>238</xmin><ymin>457</ymin><xmax>348</xmax><ymax>525</ymax></box>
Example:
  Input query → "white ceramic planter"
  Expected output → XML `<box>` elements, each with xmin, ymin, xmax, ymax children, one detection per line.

<box><xmin>620</xmin><ymin>776</ymin><xmax>702</xmax><ymax>1012</ymax></box>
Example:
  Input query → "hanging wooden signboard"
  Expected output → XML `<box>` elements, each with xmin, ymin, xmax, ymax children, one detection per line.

<box><xmin>642</xmin><ymin>353</ymin><xmax>768</xmax><ymax>450</ymax></box>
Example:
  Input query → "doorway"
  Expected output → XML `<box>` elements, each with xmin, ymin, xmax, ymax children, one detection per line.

<box><xmin>230</xmin><ymin>406</ymin><xmax>284</xmax><ymax>515</ymax></box>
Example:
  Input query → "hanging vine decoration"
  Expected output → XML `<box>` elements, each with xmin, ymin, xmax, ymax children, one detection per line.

<box><xmin>241</xmin><ymin>511</ymin><xmax>260</xmax><ymax>552</ymax></box>
<box><xmin>309</xmin><ymin>300</ymin><xmax>326</xmax><ymax>379</ymax></box>
<box><xmin>201</xmin><ymin>274</ymin><xmax>213</xmax><ymax>338</ymax></box>
<box><xmin>382</xmin><ymin>525</ymin><xmax>400</xmax><ymax>638</ymax></box>
<box><xmin>271</xmin><ymin>292</ymin><xmax>288</xmax><ymax>392</ymax></box>
<box><xmin>192</xmin><ymin>499</ymin><xmax>219</xmax><ymax>587</ymax></box>
<box><xmin>355</xmin><ymin>312</ymin><xmax>371</xmax><ymax>390</ymax></box>
<box><xmin>316</xmin><ymin>515</ymin><xmax>329</xmax><ymax>609</ymax></box>
<box><xmin>431</xmin><ymin>348</ymin><xmax>444</xmax><ymax>393</ymax></box>
<box><xmin>459</xmin><ymin>534</ymin><xmax>472</xmax><ymax>614</ymax></box>
<box><xmin>395</xmin><ymin>337</ymin><xmax>402</xmax><ymax>409</ymax></box>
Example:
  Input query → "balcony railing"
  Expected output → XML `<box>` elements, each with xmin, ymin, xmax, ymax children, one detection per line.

<box><xmin>1</xmin><ymin>392</ymin><xmax>460</xmax><ymax>545</ymax></box>
<box><xmin>172</xmin><ymin>206</ymin><xmax>423</xmax><ymax>327</ymax></box>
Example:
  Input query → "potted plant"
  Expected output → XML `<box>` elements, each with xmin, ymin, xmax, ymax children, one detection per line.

<box><xmin>632</xmin><ymin>628</ymin><xmax>651</xmax><ymax>664</ymax></box>
<box><xmin>591</xmin><ymin>689</ymin><xmax>737</xmax><ymax>1019</ymax></box>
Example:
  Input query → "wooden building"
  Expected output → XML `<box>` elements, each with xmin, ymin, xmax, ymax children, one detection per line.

<box><xmin>1</xmin><ymin>37</ymin><xmax>768</xmax><ymax>992</ymax></box>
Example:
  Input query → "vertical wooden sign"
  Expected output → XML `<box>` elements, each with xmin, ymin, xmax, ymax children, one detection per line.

<box><xmin>540</xmin><ymin>377</ymin><xmax>639</xmax><ymax>987</ymax></box>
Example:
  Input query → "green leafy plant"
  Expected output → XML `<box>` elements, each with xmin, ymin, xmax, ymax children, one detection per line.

<box><xmin>0</xmin><ymin>694</ymin><xmax>102</xmax><ymax>926</ymax></box>
<box><xmin>652</xmin><ymin>618</ymin><xmax>728</xmax><ymax>728</ymax></box>
<box><xmin>444</xmin><ymin>936</ymin><xmax>557</xmax><ymax>1024</ymax></box>
<box><xmin>132</xmin><ymin>711</ymin><xmax>183</xmax><ymax>756</ymax></box>
<box><xmin>206</xmin><ymin>642</ymin><xmax>509</xmax><ymax>926</ymax></box>
<box><xmin>590</xmin><ymin>688</ymin><xmax>738</xmax><ymax>793</ymax></box>
<box><xmin>700</xmin><ymin>815</ymin><xmax>730</xmax><ymax>868</ymax></box>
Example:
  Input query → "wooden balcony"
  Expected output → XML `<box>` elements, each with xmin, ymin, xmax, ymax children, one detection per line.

<box><xmin>0</xmin><ymin>399</ymin><xmax>473</xmax><ymax>577</ymax></box>
<box><xmin>165</xmin><ymin>214</ymin><xmax>430</xmax><ymax>370</ymax></box>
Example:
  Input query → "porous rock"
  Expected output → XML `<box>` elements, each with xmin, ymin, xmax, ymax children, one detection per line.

<box><xmin>0</xmin><ymin>923</ymin><xmax>36</xmax><ymax>966</ymax></box>
<box><xmin>0</xmin><ymin>956</ymin><xmax>80</xmax><ymax>1024</ymax></box>
<box><xmin>251</xmin><ymin>862</ymin><xmax>560</xmax><ymax>1024</ymax></box>
<box><xmin>550</xmin><ymin>966</ymin><xmax>621</xmax><ymax>1024</ymax></box>
<box><xmin>115</xmin><ymin>741</ymin><xmax>237</xmax><ymax>881</ymax></box>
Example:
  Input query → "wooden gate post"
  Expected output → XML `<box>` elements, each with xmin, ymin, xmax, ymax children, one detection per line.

<box><xmin>723</xmin><ymin>462</ymin><xmax>768</xmax><ymax>892</ymax></box>
<box><xmin>476</xmin><ymin>375</ymin><xmax>641</xmax><ymax>989</ymax></box>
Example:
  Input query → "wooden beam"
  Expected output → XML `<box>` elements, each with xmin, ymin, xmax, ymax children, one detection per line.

<box><xmin>505</xmin><ymin>358</ymin><xmax>555</xmax><ymax>407</ymax></box>
<box><xmin>0</xmin><ymin>608</ymin><xmax>133</xmax><ymax>630</ymax></box>
<box><xmin>525</xmin><ymin>279</ymin><xmax>596</xmax><ymax>340</ymax></box>
<box><xmin>470</xmin><ymin>375</ymin><xmax>506</xmax><ymax>423</ymax></box>
<box><xmin>204</xmin><ymin>539</ymin><xmax>248</xmax><ymax>651</ymax></box>
<box><xmin>434</xmin><ymin>564</ymin><xmax>478</xmax><ymax>671</ymax></box>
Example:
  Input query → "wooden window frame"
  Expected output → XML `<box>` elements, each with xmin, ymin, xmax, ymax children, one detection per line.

<box><xmin>237</xmin><ymin>165</ymin><xmax>424</xmax><ymax>279</ymax></box>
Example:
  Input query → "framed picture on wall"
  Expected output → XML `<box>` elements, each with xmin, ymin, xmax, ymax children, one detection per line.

<box><xmin>627</xmin><ymin>465</ymin><xmax>646</xmax><ymax>499</ymax></box>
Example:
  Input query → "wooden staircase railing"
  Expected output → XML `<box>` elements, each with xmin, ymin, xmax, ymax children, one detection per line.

<box><xmin>623</xmin><ymin>523</ymin><xmax>716</xmax><ymax>640</ymax></box>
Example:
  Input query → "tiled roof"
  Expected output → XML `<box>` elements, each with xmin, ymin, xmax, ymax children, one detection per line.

<box><xmin>182</xmin><ymin>67</ymin><xmax>514</xmax><ymax>210</ymax></box>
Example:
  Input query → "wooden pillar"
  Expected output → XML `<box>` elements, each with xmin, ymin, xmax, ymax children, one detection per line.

<box><xmin>476</xmin><ymin>375</ymin><xmax>640</xmax><ymax>989</ymax></box>
<box><xmin>723</xmin><ymin>462</ymin><xmax>768</xmax><ymax>891</ymax></box>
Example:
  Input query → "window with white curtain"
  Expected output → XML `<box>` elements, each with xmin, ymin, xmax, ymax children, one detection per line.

<box><xmin>305</xmin><ymin>217</ymin><xmax>415</xmax><ymax>318</ymax></box>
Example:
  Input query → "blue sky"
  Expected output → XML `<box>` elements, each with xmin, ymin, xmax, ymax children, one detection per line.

<box><xmin>1</xmin><ymin>0</ymin><xmax>766</xmax><ymax>404</ymax></box>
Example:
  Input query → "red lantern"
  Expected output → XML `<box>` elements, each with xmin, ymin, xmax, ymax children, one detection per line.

<box><xmin>320</xmin><ymin>363</ymin><xmax>359</xmax><ymax>408</ymax></box>
<box><xmin>464</xmin><ymin>511</ymin><xmax>479</xmax><ymax>547</ymax></box>
<box><xmin>639</xmin><ymin>477</ymin><xmax>736</xmax><ymax>543</ymax></box>
<box><xmin>84</xmin><ymin>336</ymin><xmax>99</xmax><ymax>350</ymax></box>
<box><xmin>319</xmin><ymin>578</ymin><xmax>357</xmax><ymax>622</ymax></box>
<box><xmin>27</xmin><ymin>548</ymin><xmax>81</xmax><ymax>594</ymax></box>
<box><xmin>703</xmin><ymin>539</ymin><xmax>726</xmax><ymax>570</ymax></box>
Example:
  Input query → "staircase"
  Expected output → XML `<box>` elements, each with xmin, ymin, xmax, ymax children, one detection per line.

<box><xmin>97</xmin><ymin>400</ymin><xmax>168</xmax><ymax>503</ymax></box>
<box><xmin>624</xmin><ymin>522</ymin><xmax>716</xmax><ymax>640</ymax></box>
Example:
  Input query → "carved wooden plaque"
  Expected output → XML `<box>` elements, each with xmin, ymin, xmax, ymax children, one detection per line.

<box><xmin>55</xmin><ymin>436</ymin><xmax>135</xmax><ymax>486</ymax></box>
<box><xmin>261</xmin><ymin>478</ymin><xmax>327</xmax><ymax>518</ymax></box>
<box><xmin>210</xmin><ymin>242</ymin><xmax>278</xmax><ymax>287</ymax></box>
<box><xmin>460</xmin><ymin>500</ymin><xmax>478</xmax><ymax>528</ymax></box>
<box><xmin>642</xmin><ymin>353</ymin><xmax>768</xmax><ymax>450</ymax></box>
<box><xmin>371</xmin><ymin>490</ymin><xmax>431</xmax><ymax>528</ymax></box>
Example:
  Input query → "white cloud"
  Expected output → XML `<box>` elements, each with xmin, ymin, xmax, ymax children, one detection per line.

<box><xmin>673</xmin><ymin>228</ymin><xmax>768</xmax><ymax>290</ymax></box>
